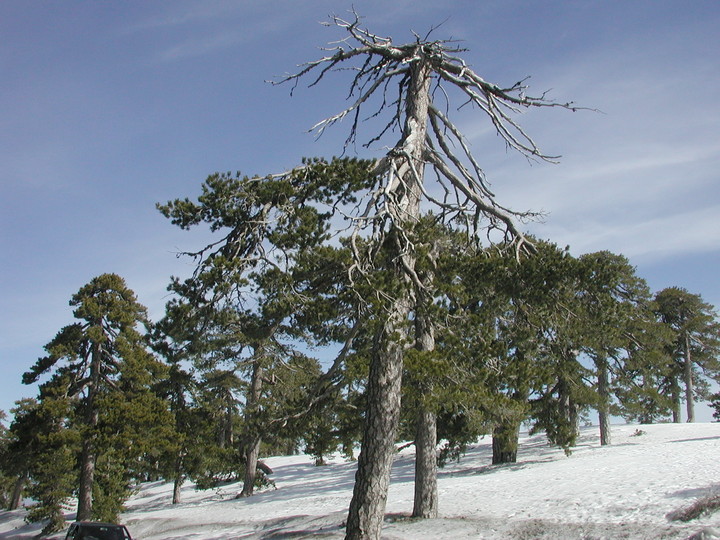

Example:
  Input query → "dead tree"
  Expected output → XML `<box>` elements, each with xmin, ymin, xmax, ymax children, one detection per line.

<box><xmin>277</xmin><ymin>12</ymin><xmax>582</xmax><ymax>540</ymax></box>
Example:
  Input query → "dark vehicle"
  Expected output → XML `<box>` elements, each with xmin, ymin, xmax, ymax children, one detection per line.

<box><xmin>64</xmin><ymin>521</ymin><xmax>133</xmax><ymax>540</ymax></box>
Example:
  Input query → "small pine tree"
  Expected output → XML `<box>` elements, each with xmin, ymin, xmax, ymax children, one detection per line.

<box><xmin>302</xmin><ymin>398</ymin><xmax>344</xmax><ymax>466</ymax></box>
<box><xmin>710</xmin><ymin>392</ymin><xmax>720</xmax><ymax>422</ymax></box>
<box><xmin>13</xmin><ymin>394</ymin><xmax>79</xmax><ymax>535</ymax></box>
<box><xmin>0</xmin><ymin>410</ymin><xmax>13</xmax><ymax>509</ymax></box>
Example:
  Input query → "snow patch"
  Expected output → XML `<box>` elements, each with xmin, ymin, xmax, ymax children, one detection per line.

<box><xmin>1</xmin><ymin>423</ymin><xmax>718</xmax><ymax>539</ymax></box>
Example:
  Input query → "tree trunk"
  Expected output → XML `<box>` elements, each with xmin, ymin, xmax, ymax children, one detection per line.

<box><xmin>411</xmin><ymin>273</ymin><xmax>438</xmax><ymax>519</ymax></box>
<box><xmin>557</xmin><ymin>374</ymin><xmax>580</xmax><ymax>445</ymax></box>
<box><xmin>345</xmin><ymin>57</ymin><xmax>431</xmax><ymax>540</ymax></box>
<box><xmin>172</xmin><ymin>475</ymin><xmax>183</xmax><ymax>505</ymax></box>
<box><xmin>77</xmin><ymin>342</ymin><xmax>101</xmax><ymax>521</ymax></box>
<box><xmin>9</xmin><ymin>472</ymin><xmax>27</xmax><ymax>510</ymax></box>
<box><xmin>412</xmin><ymin>407</ymin><xmax>438</xmax><ymax>518</ymax></box>
<box><xmin>238</xmin><ymin>437</ymin><xmax>262</xmax><ymax>498</ymax></box>
<box><xmin>345</xmin><ymin>311</ymin><xmax>407</xmax><ymax>539</ymax></box>
<box><xmin>172</xmin><ymin>452</ymin><xmax>184</xmax><ymax>505</ymax></box>
<box><xmin>238</xmin><ymin>361</ymin><xmax>264</xmax><ymax>498</ymax></box>
<box><xmin>569</xmin><ymin>397</ymin><xmax>580</xmax><ymax>438</ymax></box>
<box><xmin>598</xmin><ymin>409</ymin><xmax>611</xmax><ymax>446</ymax></box>
<box><xmin>224</xmin><ymin>401</ymin><xmax>234</xmax><ymax>447</ymax></box>
<box><xmin>257</xmin><ymin>460</ymin><xmax>273</xmax><ymax>475</ymax></box>
<box><xmin>671</xmin><ymin>382</ymin><xmax>682</xmax><ymax>423</ymax></box>
<box><xmin>77</xmin><ymin>439</ymin><xmax>96</xmax><ymax>521</ymax></box>
<box><xmin>684</xmin><ymin>333</ymin><xmax>695</xmax><ymax>423</ymax></box>
<box><xmin>492</xmin><ymin>420</ymin><xmax>521</xmax><ymax>464</ymax></box>
<box><xmin>216</xmin><ymin>389</ymin><xmax>235</xmax><ymax>449</ymax></box>
<box><xmin>597</xmin><ymin>358</ymin><xmax>611</xmax><ymax>446</ymax></box>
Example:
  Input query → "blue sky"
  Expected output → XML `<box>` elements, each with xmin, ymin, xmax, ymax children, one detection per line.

<box><xmin>2</xmin><ymin>1</ymin><xmax>719</xmax><ymax>421</ymax></box>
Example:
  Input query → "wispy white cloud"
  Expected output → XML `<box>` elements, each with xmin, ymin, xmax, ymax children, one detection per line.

<box><xmin>533</xmin><ymin>204</ymin><xmax>720</xmax><ymax>263</ymax></box>
<box><xmin>497</xmin><ymin>141</ymin><xmax>720</xmax><ymax>217</ymax></box>
<box><xmin>155</xmin><ymin>30</ymin><xmax>249</xmax><ymax>62</ymax></box>
<box><xmin>446</xmin><ymin>9</ymin><xmax>720</xmax><ymax>269</ymax></box>
<box><xmin>125</xmin><ymin>0</ymin><xmax>245</xmax><ymax>32</ymax></box>
<box><xmin>141</xmin><ymin>2</ymin><xmax>319</xmax><ymax>63</ymax></box>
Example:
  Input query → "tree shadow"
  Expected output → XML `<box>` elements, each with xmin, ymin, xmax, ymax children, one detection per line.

<box><xmin>666</xmin><ymin>483</ymin><xmax>720</xmax><ymax>500</ymax></box>
<box><xmin>669</xmin><ymin>436</ymin><xmax>720</xmax><ymax>444</ymax></box>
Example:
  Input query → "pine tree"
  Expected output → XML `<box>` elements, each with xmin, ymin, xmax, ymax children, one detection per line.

<box><xmin>160</xmin><ymin>12</ymin><xmax>579</xmax><ymax>535</ymax></box>
<box><xmin>22</xmin><ymin>273</ymin><xmax>170</xmax><ymax>522</ymax></box>
<box><xmin>710</xmin><ymin>393</ymin><xmax>720</xmax><ymax>422</ymax></box>
<box><xmin>453</xmin><ymin>241</ymin><xmax>585</xmax><ymax>456</ymax></box>
<box><xmin>158</xmin><ymin>158</ymin><xmax>377</xmax><ymax>498</ymax></box>
<box><xmin>575</xmin><ymin>251</ymin><xmax>656</xmax><ymax>444</ymax></box>
<box><xmin>151</xmin><ymin>295</ymin><xmax>236</xmax><ymax>502</ymax></box>
<box><xmin>8</xmin><ymin>395</ymin><xmax>79</xmax><ymax>534</ymax></box>
<box><xmin>0</xmin><ymin>410</ymin><xmax>11</xmax><ymax>509</ymax></box>
<box><xmin>2</xmin><ymin>401</ymin><xmax>40</xmax><ymax>513</ymax></box>
<box><xmin>611</xmin><ymin>301</ymin><xmax>675</xmax><ymax>425</ymax></box>
<box><xmin>654</xmin><ymin>287</ymin><xmax>720</xmax><ymax>422</ymax></box>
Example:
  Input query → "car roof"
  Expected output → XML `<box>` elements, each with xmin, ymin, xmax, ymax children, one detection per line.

<box><xmin>73</xmin><ymin>522</ymin><xmax>126</xmax><ymax>527</ymax></box>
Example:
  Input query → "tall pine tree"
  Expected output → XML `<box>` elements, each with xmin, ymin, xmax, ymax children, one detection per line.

<box><xmin>23</xmin><ymin>273</ymin><xmax>171</xmax><ymax>523</ymax></box>
<box><xmin>654</xmin><ymin>287</ymin><xmax>720</xmax><ymax>422</ymax></box>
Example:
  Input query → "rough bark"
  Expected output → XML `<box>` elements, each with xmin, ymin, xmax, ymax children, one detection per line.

<box><xmin>598</xmin><ymin>412</ymin><xmax>611</xmax><ymax>445</ymax></box>
<box><xmin>9</xmin><ymin>472</ymin><xmax>27</xmax><ymax>511</ymax></box>
<box><xmin>345</xmin><ymin>311</ymin><xmax>406</xmax><ymax>539</ymax></box>
<box><xmin>172</xmin><ymin>476</ymin><xmax>183</xmax><ymax>505</ymax></box>
<box><xmin>412</xmin><ymin>297</ymin><xmax>438</xmax><ymax>518</ymax></box>
<box><xmin>238</xmin><ymin>361</ymin><xmax>264</xmax><ymax>498</ymax></box>
<box><xmin>492</xmin><ymin>420</ymin><xmax>521</xmax><ymax>464</ymax></box>
<box><xmin>671</xmin><ymin>382</ymin><xmax>682</xmax><ymax>423</ymax></box>
<box><xmin>597</xmin><ymin>358</ymin><xmax>611</xmax><ymax>446</ymax></box>
<box><xmin>413</xmin><ymin>407</ymin><xmax>438</xmax><ymax>518</ymax></box>
<box><xmin>238</xmin><ymin>437</ymin><xmax>262</xmax><ymax>498</ymax></box>
<box><xmin>77</xmin><ymin>342</ymin><xmax>101</xmax><ymax>521</ymax></box>
<box><xmin>345</xmin><ymin>58</ymin><xmax>431</xmax><ymax>540</ymax></box>
<box><xmin>684</xmin><ymin>333</ymin><xmax>695</xmax><ymax>423</ymax></box>
<box><xmin>172</xmin><ymin>453</ymin><xmax>184</xmax><ymax>505</ymax></box>
<box><xmin>77</xmin><ymin>439</ymin><xmax>96</xmax><ymax>521</ymax></box>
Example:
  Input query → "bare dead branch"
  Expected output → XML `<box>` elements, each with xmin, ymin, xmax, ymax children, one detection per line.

<box><xmin>273</xmin><ymin>13</ymin><xmax>581</xmax><ymax>260</ymax></box>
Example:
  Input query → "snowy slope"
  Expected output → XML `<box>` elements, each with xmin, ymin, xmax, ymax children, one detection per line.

<box><xmin>2</xmin><ymin>423</ymin><xmax>719</xmax><ymax>539</ymax></box>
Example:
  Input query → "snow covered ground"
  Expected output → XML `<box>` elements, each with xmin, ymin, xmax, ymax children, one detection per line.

<box><xmin>2</xmin><ymin>422</ymin><xmax>719</xmax><ymax>539</ymax></box>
